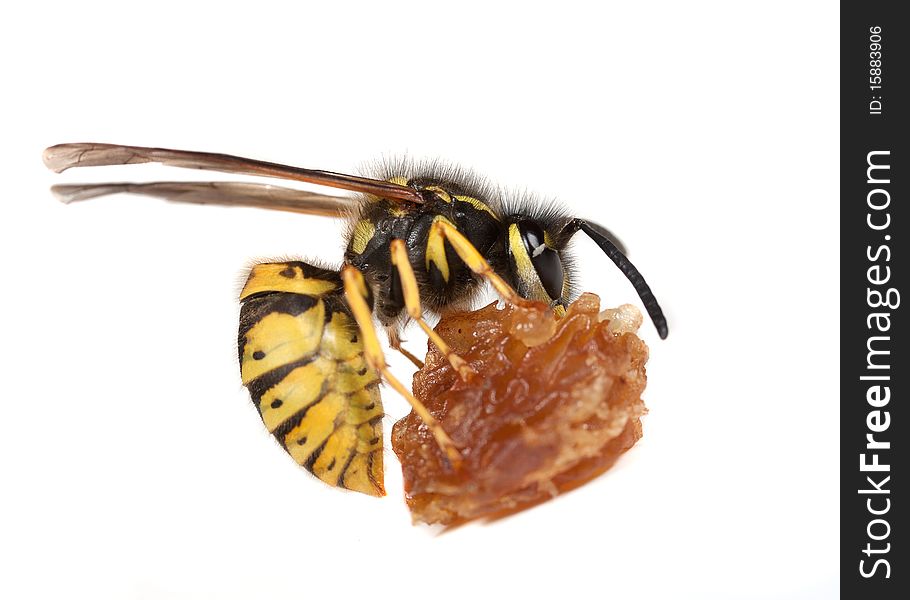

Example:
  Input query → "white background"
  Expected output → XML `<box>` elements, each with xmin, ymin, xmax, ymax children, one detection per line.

<box><xmin>1</xmin><ymin>2</ymin><xmax>838</xmax><ymax>599</ymax></box>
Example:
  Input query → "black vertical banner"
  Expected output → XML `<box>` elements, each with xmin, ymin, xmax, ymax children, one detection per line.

<box><xmin>841</xmin><ymin>2</ymin><xmax>907</xmax><ymax>597</ymax></box>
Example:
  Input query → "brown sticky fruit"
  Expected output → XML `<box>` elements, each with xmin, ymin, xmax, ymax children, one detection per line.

<box><xmin>392</xmin><ymin>293</ymin><xmax>649</xmax><ymax>525</ymax></box>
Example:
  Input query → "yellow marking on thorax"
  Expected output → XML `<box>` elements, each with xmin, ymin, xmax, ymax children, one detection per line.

<box><xmin>351</xmin><ymin>219</ymin><xmax>375</xmax><ymax>255</ymax></box>
<box><xmin>364</xmin><ymin>176</ymin><xmax>411</xmax><ymax>203</ymax></box>
<box><xmin>544</xmin><ymin>230</ymin><xmax>555</xmax><ymax>247</ymax></box>
<box><xmin>455</xmin><ymin>194</ymin><xmax>499</xmax><ymax>219</ymax></box>
<box><xmin>241</xmin><ymin>263</ymin><xmax>337</xmax><ymax>300</ymax></box>
<box><xmin>240</xmin><ymin>300</ymin><xmax>326</xmax><ymax>383</ymax></box>
<box><xmin>425</xmin><ymin>215</ymin><xmax>456</xmax><ymax>282</ymax></box>
<box><xmin>424</xmin><ymin>184</ymin><xmax>498</xmax><ymax>220</ymax></box>
<box><xmin>424</xmin><ymin>185</ymin><xmax>452</xmax><ymax>202</ymax></box>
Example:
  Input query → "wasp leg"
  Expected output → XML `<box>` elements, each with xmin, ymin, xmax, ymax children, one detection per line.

<box><xmin>432</xmin><ymin>220</ymin><xmax>527</xmax><ymax>305</ymax></box>
<box><xmin>341</xmin><ymin>266</ymin><xmax>462</xmax><ymax>467</ymax></box>
<box><xmin>389</xmin><ymin>239</ymin><xmax>476</xmax><ymax>381</ymax></box>
<box><xmin>387</xmin><ymin>329</ymin><xmax>425</xmax><ymax>369</ymax></box>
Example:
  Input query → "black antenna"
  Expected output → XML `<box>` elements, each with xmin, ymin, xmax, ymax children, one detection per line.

<box><xmin>563</xmin><ymin>219</ymin><xmax>668</xmax><ymax>339</ymax></box>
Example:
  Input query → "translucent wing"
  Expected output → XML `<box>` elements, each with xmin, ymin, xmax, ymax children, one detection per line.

<box><xmin>43</xmin><ymin>142</ymin><xmax>424</xmax><ymax>203</ymax></box>
<box><xmin>51</xmin><ymin>181</ymin><xmax>359</xmax><ymax>217</ymax></box>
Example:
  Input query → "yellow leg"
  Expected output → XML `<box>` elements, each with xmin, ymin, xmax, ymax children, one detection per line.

<box><xmin>341</xmin><ymin>266</ymin><xmax>462</xmax><ymax>467</ymax></box>
<box><xmin>390</xmin><ymin>239</ymin><xmax>476</xmax><ymax>380</ymax></box>
<box><xmin>434</xmin><ymin>221</ymin><xmax>559</xmax><ymax>346</ymax></box>
<box><xmin>432</xmin><ymin>219</ymin><xmax>527</xmax><ymax>305</ymax></box>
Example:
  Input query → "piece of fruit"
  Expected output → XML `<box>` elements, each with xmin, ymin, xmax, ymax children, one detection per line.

<box><xmin>392</xmin><ymin>293</ymin><xmax>649</xmax><ymax>525</ymax></box>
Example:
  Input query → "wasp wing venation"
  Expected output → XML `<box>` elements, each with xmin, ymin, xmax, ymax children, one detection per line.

<box><xmin>43</xmin><ymin>143</ymin><xmax>424</xmax><ymax>202</ymax></box>
<box><xmin>238</xmin><ymin>261</ymin><xmax>384</xmax><ymax>496</ymax></box>
<box><xmin>51</xmin><ymin>182</ymin><xmax>360</xmax><ymax>217</ymax></box>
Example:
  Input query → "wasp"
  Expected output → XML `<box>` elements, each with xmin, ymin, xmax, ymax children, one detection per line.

<box><xmin>44</xmin><ymin>143</ymin><xmax>668</xmax><ymax>497</ymax></box>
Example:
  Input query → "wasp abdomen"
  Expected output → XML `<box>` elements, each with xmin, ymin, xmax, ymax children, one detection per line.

<box><xmin>238</xmin><ymin>261</ymin><xmax>384</xmax><ymax>496</ymax></box>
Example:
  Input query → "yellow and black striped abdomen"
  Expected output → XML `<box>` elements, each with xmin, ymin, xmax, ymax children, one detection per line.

<box><xmin>238</xmin><ymin>261</ymin><xmax>384</xmax><ymax>496</ymax></box>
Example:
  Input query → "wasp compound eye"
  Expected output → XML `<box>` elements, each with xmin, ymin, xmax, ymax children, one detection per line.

<box><xmin>518</xmin><ymin>221</ymin><xmax>564</xmax><ymax>300</ymax></box>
